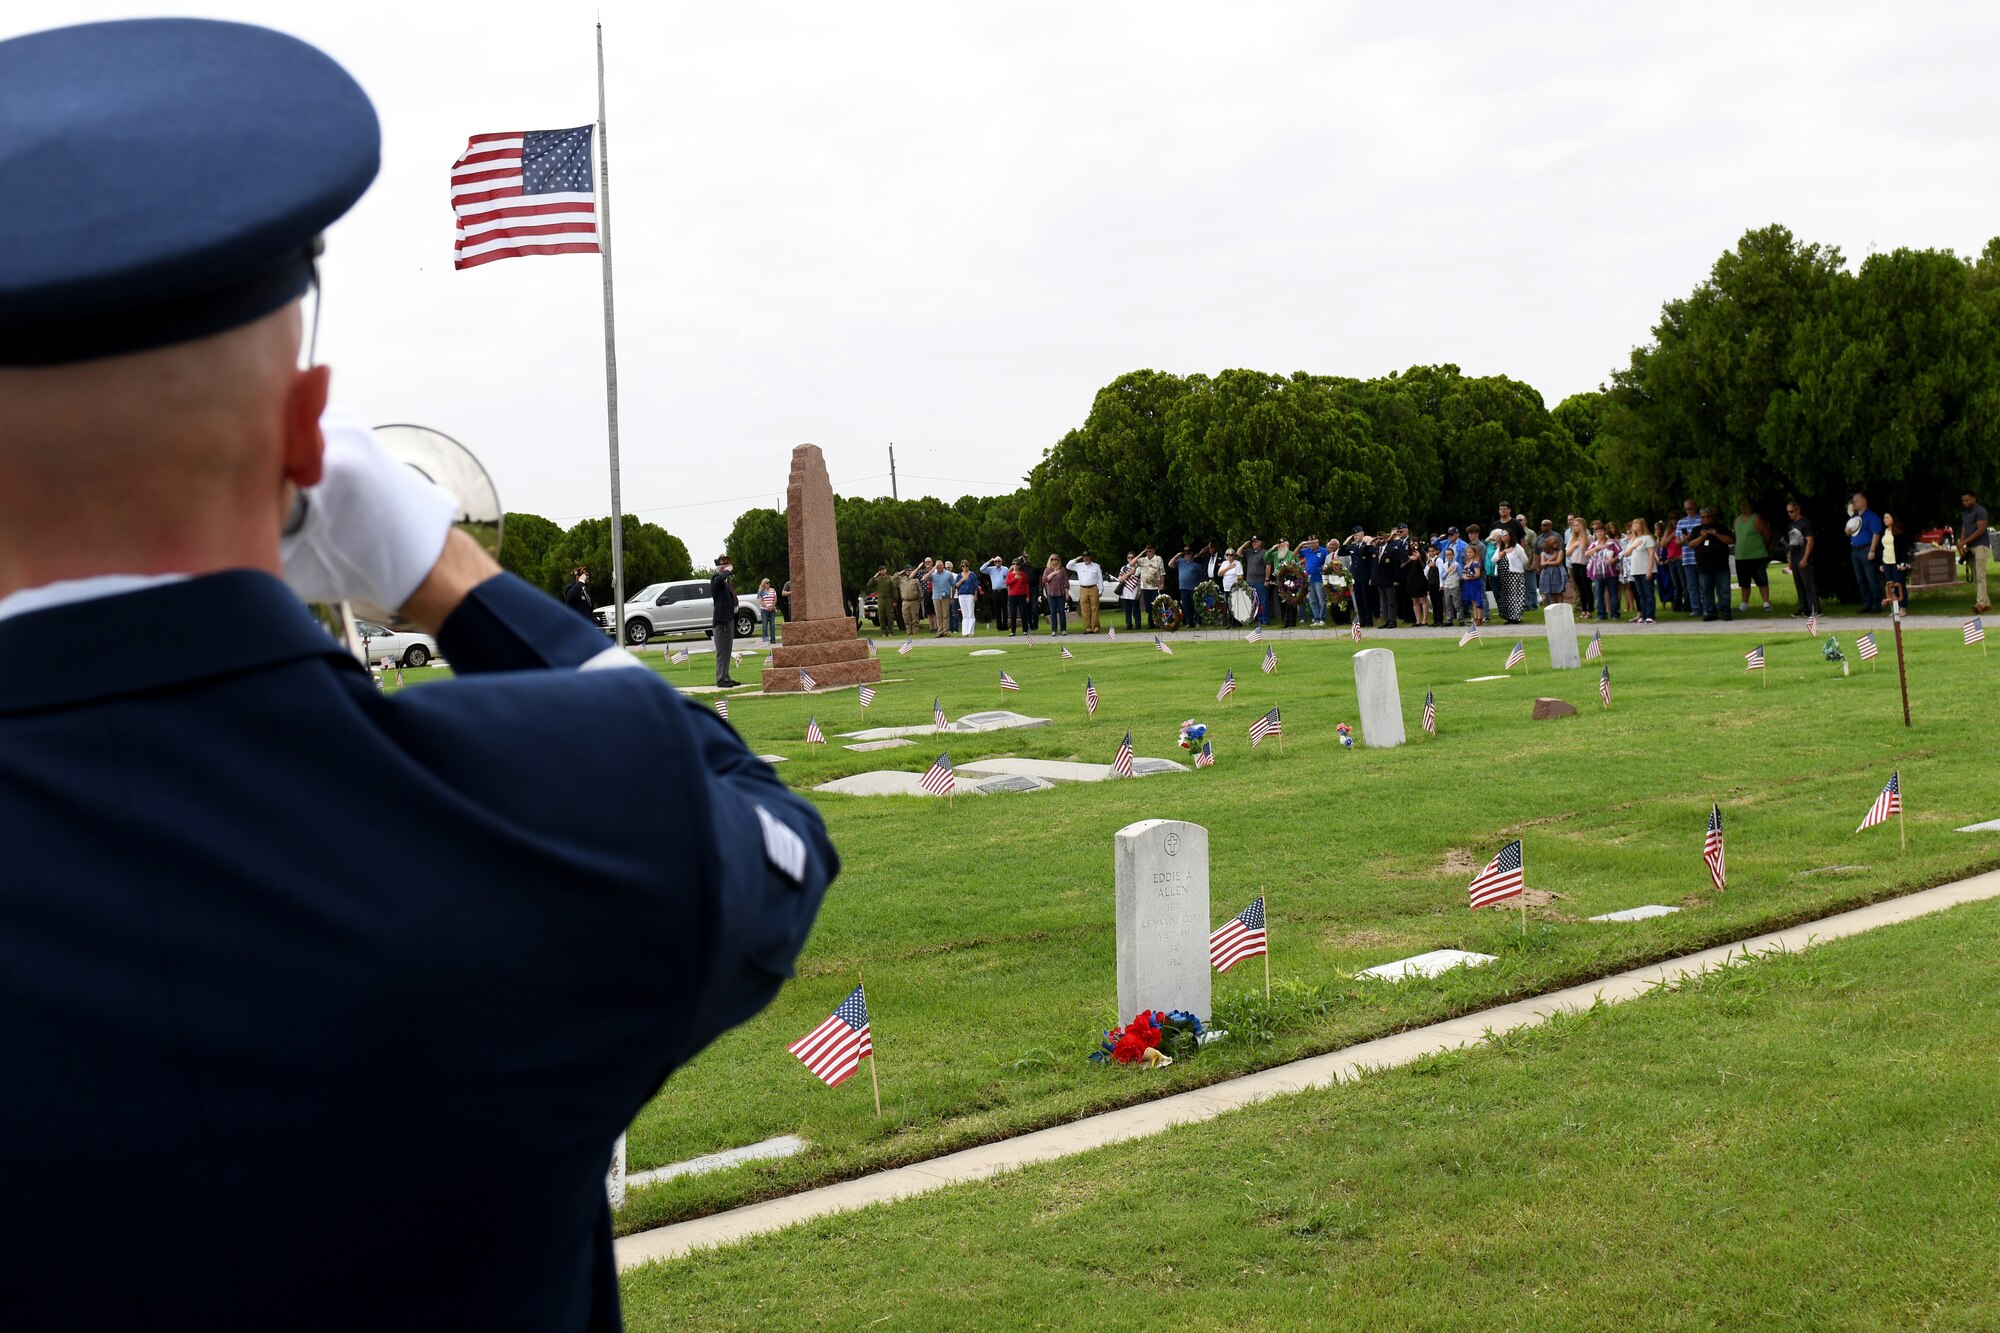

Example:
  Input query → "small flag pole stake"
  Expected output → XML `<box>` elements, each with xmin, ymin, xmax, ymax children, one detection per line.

<box><xmin>859</xmin><ymin>974</ymin><xmax>881</xmax><ymax>1118</ymax></box>
<box><xmin>1898</xmin><ymin>782</ymin><xmax>1907</xmax><ymax>853</ymax></box>
<box><xmin>1262</xmin><ymin>886</ymin><xmax>1272</xmax><ymax>1001</ymax></box>
<box><xmin>1518</xmin><ymin>886</ymin><xmax>1528</xmax><ymax>936</ymax></box>
<box><xmin>1893</xmin><ymin>617</ymin><xmax>1912</xmax><ymax>728</ymax></box>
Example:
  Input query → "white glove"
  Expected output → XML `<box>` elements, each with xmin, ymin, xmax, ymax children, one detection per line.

<box><xmin>282</xmin><ymin>413</ymin><xmax>457</xmax><ymax>615</ymax></box>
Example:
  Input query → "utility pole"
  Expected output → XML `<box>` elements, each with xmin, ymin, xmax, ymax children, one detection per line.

<box><xmin>888</xmin><ymin>442</ymin><xmax>898</xmax><ymax>501</ymax></box>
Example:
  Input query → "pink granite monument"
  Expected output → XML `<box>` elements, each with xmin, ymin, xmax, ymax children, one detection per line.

<box><xmin>762</xmin><ymin>444</ymin><xmax>883</xmax><ymax>693</ymax></box>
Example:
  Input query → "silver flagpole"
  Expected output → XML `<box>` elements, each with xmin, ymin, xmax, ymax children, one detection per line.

<box><xmin>596</xmin><ymin>20</ymin><xmax>627</xmax><ymax>646</ymax></box>
<box><xmin>597</xmin><ymin>19</ymin><xmax>631</xmax><ymax>1208</ymax></box>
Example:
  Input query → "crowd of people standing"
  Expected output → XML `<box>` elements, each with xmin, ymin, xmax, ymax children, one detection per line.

<box><xmin>850</xmin><ymin>490</ymin><xmax>1994</xmax><ymax>637</ymax></box>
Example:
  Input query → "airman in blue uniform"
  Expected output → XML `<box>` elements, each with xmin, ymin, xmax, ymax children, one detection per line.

<box><xmin>0</xmin><ymin>19</ymin><xmax>836</xmax><ymax>1331</ymax></box>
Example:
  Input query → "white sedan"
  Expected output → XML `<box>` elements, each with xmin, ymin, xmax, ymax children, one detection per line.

<box><xmin>354</xmin><ymin>619</ymin><xmax>439</xmax><ymax>668</ymax></box>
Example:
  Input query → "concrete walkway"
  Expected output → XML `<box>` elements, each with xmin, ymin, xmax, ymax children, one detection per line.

<box><xmin>616</xmin><ymin>867</ymin><xmax>2000</xmax><ymax>1271</ymax></box>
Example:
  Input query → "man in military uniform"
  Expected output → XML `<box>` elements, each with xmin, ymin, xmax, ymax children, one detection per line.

<box><xmin>1373</xmin><ymin>523</ymin><xmax>1409</xmax><ymax>629</ymax></box>
<box><xmin>0</xmin><ymin>19</ymin><xmax>836</xmax><ymax>1331</ymax></box>
<box><xmin>1339</xmin><ymin>526</ymin><xmax>1375</xmax><ymax>626</ymax></box>
<box><xmin>897</xmin><ymin>563</ymin><xmax>925</xmax><ymax>636</ymax></box>
<box><xmin>867</xmin><ymin>563</ymin><xmax>897</xmax><ymax>633</ymax></box>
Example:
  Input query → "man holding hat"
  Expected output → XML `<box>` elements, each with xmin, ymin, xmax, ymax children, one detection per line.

<box><xmin>0</xmin><ymin>19</ymin><xmax>835</xmax><ymax>1331</ymax></box>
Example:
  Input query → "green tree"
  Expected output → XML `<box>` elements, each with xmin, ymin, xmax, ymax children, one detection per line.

<box><xmin>725</xmin><ymin>507</ymin><xmax>788</xmax><ymax>593</ymax></box>
<box><xmin>498</xmin><ymin>511</ymin><xmax>564</xmax><ymax>592</ymax></box>
<box><xmin>542</xmin><ymin>517</ymin><xmax>693</xmax><ymax>602</ymax></box>
<box><xmin>1161</xmin><ymin>370</ymin><xmax>1405</xmax><ymax>544</ymax></box>
<box><xmin>1019</xmin><ymin>370</ymin><xmax>1188</xmax><ymax>557</ymax></box>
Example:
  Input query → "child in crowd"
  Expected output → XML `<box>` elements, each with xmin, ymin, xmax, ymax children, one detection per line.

<box><xmin>1537</xmin><ymin>532</ymin><xmax>1566</xmax><ymax>606</ymax></box>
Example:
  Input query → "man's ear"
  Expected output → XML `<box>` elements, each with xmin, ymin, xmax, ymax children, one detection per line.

<box><xmin>282</xmin><ymin>364</ymin><xmax>332</xmax><ymax>488</ymax></box>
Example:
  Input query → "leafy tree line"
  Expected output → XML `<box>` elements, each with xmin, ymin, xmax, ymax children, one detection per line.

<box><xmin>718</xmin><ymin>364</ymin><xmax>1592</xmax><ymax>593</ymax></box>
<box><xmin>1571</xmin><ymin>224</ymin><xmax>2000</xmax><ymax>601</ymax></box>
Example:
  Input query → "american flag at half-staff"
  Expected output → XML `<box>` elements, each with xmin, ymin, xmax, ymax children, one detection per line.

<box><xmin>1249</xmin><ymin>707</ymin><xmax>1282</xmax><ymax>747</ymax></box>
<box><xmin>1468</xmin><ymin>840</ymin><xmax>1525</xmax><ymax>910</ymax></box>
<box><xmin>669</xmin><ymin>649</ymin><xmax>690</xmax><ymax>665</ymax></box>
<box><xmin>799</xmin><ymin>668</ymin><xmax>817</xmax><ymax>692</ymax></box>
<box><xmin>1585</xmin><ymin>630</ymin><xmax>1603</xmax><ymax>661</ymax></box>
<box><xmin>1154</xmin><ymin>636</ymin><xmax>1173</xmax><ymax>656</ymax></box>
<box><xmin>1745</xmin><ymin>645</ymin><xmax>1765</xmax><ymax>671</ymax></box>
<box><xmin>1210</xmin><ymin>897</ymin><xmax>1268</xmax><ymax>973</ymax></box>
<box><xmin>714</xmin><ymin>698</ymin><xmax>730</xmax><ymax>720</ymax></box>
<box><xmin>933</xmin><ymin>697</ymin><xmax>949</xmax><ymax>732</ymax></box>
<box><xmin>1856</xmin><ymin>631</ymin><xmax>1878</xmax><ymax>661</ymax></box>
<box><xmin>999</xmin><ymin>670</ymin><xmax>1020</xmax><ymax>692</ymax></box>
<box><xmin>898</xmin><ymin>638</ymin><xmax>915</xmax><ymax>655</ymax></box>
<box><xmin>1505</xmin><ymin>640</ymin><xmax>1526</xmax><ymax>670</ymax></box>
<box><xmin>1966</xmin><ymin>616</ymin><xmax>1987</xmax><ymax>647</ymax></box>
<box><xmin>1061</xmin><ymin>645</ymin><xmax>1075</xmax><ymax>661</ymax></box>
<box><xmin>1599</xmin><ymin>664</ymin><xmax>1611</xmax><ymax>707</ymax></box>
<box><xmin>858</xmin><ymin>684</ymin><xmax>876</xmax><ymax>708</ymax></box>
<box><xmin>1112</xmin><ymin>730</ymin><xmax>1135</xmax><ymax>777</ymax></box>
<box><xmin>1458</xmin><ymin>624</ymin><xmax>1481</xmax><ymax>647</ymax></box>
<box><xmin>805</xmin><ymin>717</ymin><xmax>825</xmax><ymax>745</ymax></box>
<box><xmin>920</xmin><ymin>752</ymin><xmax>955</xmax><ymax>796</ymax></box>
<box><xmin>1702</xmin><ymin>803</ymin><xmax>1727</xmax><ymax>892</ymax></box>
<box><xmin>1245</xmin><ymin>626</ymin><xmax>1263</xmax><ymax>644</ymax></box>
<box><xmin>1194</xmin><ymin>740</ymin><xmax>1215</xmax><ymax>768</ymax></box>
<box><xmin>788</xmin><ymin>985</ymin><xmax>873</xmax><ymax>1089</ymax></box>
<box><xmin>1856</xmin><ymin>770</ymin><xmax>1902</xmax><ymax>834</ymax></box>
<box><xmin>1262</xmin><ymin>644</ymin><xmax>1278</xmax><ymax>674</ymax></box>
<box><xmin>1421</xmin><ymin>689</ymin><xmax>1436</xmax><ymax>735</ymax></box>
<box><xmin>1217</xmin><ymin>669</ymin><xmax>1237</xmax><ymax>702</ymax></box>
<box><xmin>1084</xmin><ymin>676</ymin><xmax>1099</xmax><ymax>717</ymax></box>
<box><xmin>451</xmin><ymin>127</ymin><xmax>601</xmax><ymax>269</ymax></box>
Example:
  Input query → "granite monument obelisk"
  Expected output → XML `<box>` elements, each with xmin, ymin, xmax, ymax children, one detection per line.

<box><xmin>762</xmin><ymin>444</ymin><xmax>883</xmax><ymax>693</ymax></box>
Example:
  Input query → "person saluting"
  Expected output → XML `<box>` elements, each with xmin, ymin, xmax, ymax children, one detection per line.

<box><xmin>0</xmin><ymin>19</ymin><xmax>836</xmax><ymax>1332</ymax></box>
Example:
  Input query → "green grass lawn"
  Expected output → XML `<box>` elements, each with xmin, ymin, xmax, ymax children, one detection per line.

<box><xmin>603</xmin><ymin>623</ymin><xmax>2000</xmax><ymax>1235</ymax></box>
<box><xmin>622</xmin><ymin>895</ymin><xmax>2000</xmax><ymax>1330</ymax></box>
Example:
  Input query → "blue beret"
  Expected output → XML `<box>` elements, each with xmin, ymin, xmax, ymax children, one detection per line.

<box><xmin>0</xmin><ymin>19</ymin><xmax>379</xmax><ymax>366</ymax></box>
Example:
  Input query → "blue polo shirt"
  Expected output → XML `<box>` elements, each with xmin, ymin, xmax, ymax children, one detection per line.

<box><xmin>1302</xmin><ymin>546</ymin><xmax>1327</xmax><ymax>580</ymax></box>
<box><xmin>1850</xmin><ymin>509</ymin><xmax>1883</xmax><ymax>549</ymax></box>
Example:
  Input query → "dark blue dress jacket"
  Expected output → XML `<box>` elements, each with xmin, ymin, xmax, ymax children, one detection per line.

<box><xmin>0</xmin><ymin>571</ymin><xmax>836</xmax><ymax>1330</ymax></box>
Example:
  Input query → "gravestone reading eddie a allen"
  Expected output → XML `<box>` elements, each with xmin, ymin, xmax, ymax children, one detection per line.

<box><xmin>1544</xmin><ymin>602</ymin><xmax>1581</xmax><ymax>669</ymax></box>
<box><xmin>1115</xmin><ymin>820</ymin><xmax>1212</xmax><ymax>1023</ymax></box>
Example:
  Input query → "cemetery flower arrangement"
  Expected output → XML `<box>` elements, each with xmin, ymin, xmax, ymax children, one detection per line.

<box><xmin>1336</xmin><ymin>722</ymin><xmax>1354</xmax><ymax>749</ymax></box>
<box><xmin>1090</xmin><ymin>1009</ymin><xmax>1206</xmax><ymax>1067</ymax></box>
<box><xmin>1177</xmin><ymin>720</ymin><xmax>1208</xmax><ymax>750</ymax></box>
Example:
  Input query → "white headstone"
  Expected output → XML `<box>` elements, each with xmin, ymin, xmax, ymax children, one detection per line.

<box><xmin>1351</xmin><ymin>648</ymin><xmax>1406</xmax><ymax>748</ymax></box>
<box><xmin>1544</xmin><ymin>603</ymin><xmax>1581</xmax><ymax>669</ymax></box>
<box><xmin>1114</xmin><ymin>819</ymin><xmax>1212</xmax><ymax>1023</ymax></box>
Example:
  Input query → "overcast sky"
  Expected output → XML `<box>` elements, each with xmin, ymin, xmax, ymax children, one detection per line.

<box><xmin>15</xmin><ymin>1</ymin><xmax>2000</xmax><ymax>562</ymax></box>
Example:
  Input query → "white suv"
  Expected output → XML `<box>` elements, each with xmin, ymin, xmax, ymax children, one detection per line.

<box><xmin>595</xmin><ymin>580</ymin><xmax>761</xmax><ymax>647</ymax></box>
